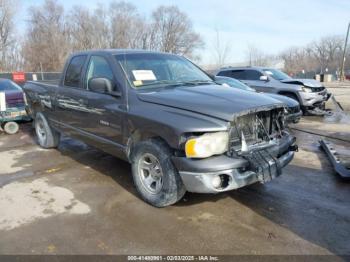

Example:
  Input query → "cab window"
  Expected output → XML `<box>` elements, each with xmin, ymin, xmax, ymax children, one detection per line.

<box><xmin>86</xmin><ymin>56</ymin><xmax>114</xmax><ymax>90</ymax></box>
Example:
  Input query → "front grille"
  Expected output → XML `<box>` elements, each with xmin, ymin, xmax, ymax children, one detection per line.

<box><xmin>227</xmin><ymin>108</ymin><xmax>285</xmax><ymax>156</ymax></box>
<box><xmin>311</xmin><ymin>86</ymin><xmax>325</xmax><ymax>92</ymax></box>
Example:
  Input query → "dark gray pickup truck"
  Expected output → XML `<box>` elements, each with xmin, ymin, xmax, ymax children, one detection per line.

<box><xmin>23</xmin><ymin>50</ymin><xmax>298</xmax><ymax>207</ymax></box>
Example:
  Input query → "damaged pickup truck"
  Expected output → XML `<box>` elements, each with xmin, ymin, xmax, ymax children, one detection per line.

<box><xmin>23</xmin><ymin>50</ymin><xmax>298</xmax><ymax>207</ymax></box>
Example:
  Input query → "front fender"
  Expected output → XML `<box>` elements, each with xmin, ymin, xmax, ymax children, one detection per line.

<box><xmin>127</xmin><ymin>104</ymin><xmax>230</xmax><ymax>150</ymax></box>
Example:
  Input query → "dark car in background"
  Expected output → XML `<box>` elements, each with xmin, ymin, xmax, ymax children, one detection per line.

<box><xmin>216</xmin><ymin>67</ymin><xmax>331</xmax><ymax>114</ymax></box>
<box><xmin>0</xmin><ymin>79</ymin><xmax>26</xmax><ymax>108</ymax></box>
<box><xmin>215</xmin><ymin>76</ymin><xmax>302</xmax><ymax>123</ymax></box>
<box><xmin>0</xmin><ymin>79</ymin><xmax>30</xmax><ymax>134</ymax></box>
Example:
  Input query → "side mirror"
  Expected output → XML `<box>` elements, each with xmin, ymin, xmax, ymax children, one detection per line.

<box><xmin>88</xmin><ymin>78</ymin><xmax>121</xmax><ymax>97</ymax></box>
<box><xmin>260</xmin><ymin>75</ymin><xmax>269</xmax><ymax>81</ymax></box>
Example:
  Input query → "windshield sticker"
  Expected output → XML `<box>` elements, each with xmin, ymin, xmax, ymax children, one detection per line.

<box><xmin>265</xmin><ymin>71</ymin><xmax>273</xmax><ymax>75</ymax></box>
<box><xmin>133</xmin><ymin>80</ymin><xmax>143</xmax><ymax>87</ymax></box>
<box><xmin>132</xmin><ymin>70</ymin><xmax>157</xmax><ymax>81</ymax></box>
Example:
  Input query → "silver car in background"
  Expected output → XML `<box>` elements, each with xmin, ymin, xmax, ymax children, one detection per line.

<box><xmin>216</xmin><ymin>67</ymin><xmax>331</xmax><ymax>114</ymax></box>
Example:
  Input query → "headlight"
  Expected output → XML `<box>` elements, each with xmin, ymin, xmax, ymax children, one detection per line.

<box><xmin>185</xmin><ymin>132</ymin><xmax>229</xmax><ymax>158</ymax></box>
<box><xmin>301</xmin><ymin>86</ymin><xmax>313</xmax><ymax>93</ymax></box>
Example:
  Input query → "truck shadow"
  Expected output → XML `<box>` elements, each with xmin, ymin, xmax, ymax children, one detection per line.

<box><xmin>9</xmin><ymin>124</ymin><xmax>350</xmax><ymax>255</ymax></box>
<box><xmin>59</xmin><ymin>138</ymin><xmax>349</xmax><ymax>255</ymax></box>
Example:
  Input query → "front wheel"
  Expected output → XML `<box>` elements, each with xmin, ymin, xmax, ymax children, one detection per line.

<box><xmin>131</xmin><ymin>139</ymin><xmax>186</xmax><ymax>207</ymax></box>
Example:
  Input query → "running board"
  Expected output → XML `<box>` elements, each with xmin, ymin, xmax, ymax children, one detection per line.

<box><xmin>319</xmin><ymin>140</ymin><xmax>350</xmax><ymax>178</ymax></box>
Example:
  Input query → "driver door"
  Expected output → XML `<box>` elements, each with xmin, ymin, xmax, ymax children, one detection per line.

<box><xmin>81</xmin><ymin>55</ymin><xmax>126</xmax><ymax>153</ymax></box>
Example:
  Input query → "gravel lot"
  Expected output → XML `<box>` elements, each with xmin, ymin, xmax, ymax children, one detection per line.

<box><xmin>0</xmin><ymin>88</ymin><xmax>349</xmax><ymax>256</ymax></box>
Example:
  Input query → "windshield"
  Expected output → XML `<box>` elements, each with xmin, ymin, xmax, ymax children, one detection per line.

<box><xmin>263</xmin><ymin>69</ymin><xmax>291</xmax><ymax>81</ymax></box>
<box><xmin>115</xmin><ymin>53</ymin><xmax>213</xmax><ymax>89</ymax></box>
<box><xmin>0</xmin><ymin>79</ymin><xmax>22</xmax><ymax>92</ymax></box>
<box><xmin>215</xmin><ymin>77</ymin><xmax>255</xmax><ymax>92</ymax></box>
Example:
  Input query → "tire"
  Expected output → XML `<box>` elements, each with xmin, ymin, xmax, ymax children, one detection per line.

<box><xmin>3</xmin><ymin>121</ymin><xmax>19</xmax><ymax>135</ymax></box>
<box><xmin>131</xmin><ymin>138</ymin><xmax>186</xmax><ymax>207</ymax></box>
<box><xmin>35</xmin><ymin>112</ymin><xmax>60</xmax><ymax>148</ymax></box>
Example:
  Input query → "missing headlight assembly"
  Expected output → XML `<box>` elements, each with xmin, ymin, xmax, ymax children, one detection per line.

<box><xmin>228</xmin><ymin>107</ymin><xmax>286</xmax><ymax>156</ymax></box>
<box><xmin>226</xmin><ymin>107</ymin><xmax>297</xmax><ymax>184</ymax></box>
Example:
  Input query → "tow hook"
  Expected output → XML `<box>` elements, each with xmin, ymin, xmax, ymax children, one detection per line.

<box><xmin>289</xmin><ymin>144</ymin><xmax>299</xmax><ymax>152</ymax></box>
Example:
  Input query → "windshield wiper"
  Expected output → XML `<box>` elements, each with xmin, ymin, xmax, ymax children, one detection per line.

<box><xmin>136</xmin><ymin>80</ymin><xmax>181</xmax><ymax>87</ymax></box>
<box><xmin>136</xmin><ymin>80</ymin><xmax>214</xmax><ymax>88</ymax></box>
<box><xmin>180</xmin><ymin>80</ymin><xmax>215</xmax><ymax>86</ymax></box>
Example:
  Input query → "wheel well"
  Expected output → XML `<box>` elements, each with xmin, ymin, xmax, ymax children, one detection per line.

<box><xmin>30</xmin><ymin>102</ymin><xmax>42</xmax><ymax>117</ymax></box>
<box><xmin>127</xmin><ymin>130</ymin><xmax>172</xmax><ymax>161</ymax></box>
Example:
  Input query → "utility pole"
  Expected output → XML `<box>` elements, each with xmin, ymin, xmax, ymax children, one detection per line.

<box><xmin>340</xmin><ymin>22</ymin><xmax>350</xmax><ymax>81</ymax></box>
<box><xmin>40</xmin><ymin>62</ymin><xmax>44</xmax><ymax>80</ymax></box>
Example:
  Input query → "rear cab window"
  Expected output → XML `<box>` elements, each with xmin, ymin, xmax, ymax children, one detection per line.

<box><xmin>64</xmin><ymin>55</ymin><xmax>87</xmax><ymax>88</ymax></box>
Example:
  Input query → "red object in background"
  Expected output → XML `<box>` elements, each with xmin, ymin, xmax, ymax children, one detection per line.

<box><xmin>12</xmin><ymin>72</ymin><xmax>26</xmax><ymax>82</ymax></box>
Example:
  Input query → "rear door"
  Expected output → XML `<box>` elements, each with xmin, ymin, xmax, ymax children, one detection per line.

<box><xmin>55</xmin><ymin>55</ymin><xmax>89</xmax><ymax>136</ymax></box>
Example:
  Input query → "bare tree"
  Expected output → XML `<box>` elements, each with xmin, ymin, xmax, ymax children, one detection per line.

<box><xmin>150</xmin><ymin>5</ymin><xmax>203</xmax><ymax>58</ymax></box>
<box><xmin>108</xmin><ymin>1</ymin><xmax>148</xmax><ymax>49</ymax></box>
<box><xmin>245</xmin><ymin>44</ymin><xmax>273</xmax><ymax>67</ymax></box>
<box><xmin>0</xmin><ymin>0</ymin><xmax>20</xmax><ymax>71</ymax></box>
<box><xmin>68</xmin><ymin>4</ymin><xmax>111</xmax><ymax>50</ymax></box>
<box><xmin>18</xmin><ymin>1</ymin><xmax>207</xmax><ymax>71</ymax></box>
<box><xmin>68</xmin><ymin>6</ymin><xmax>96</xmax><ymax>51</ymax></box>
<box><xmin>310</xmin><ymin>35</ymin><xmax>343</xmax><ymax>73</ymax></box>
<box><xmin>281</xmin><ymin>35</ymin><xmax>346</xmax><ymax>75</ymax></box>
<box><xmin>281</xmin><ymin>47</ymin><xmax>308</xmax><ymax>74</ymax></box>
<box><xmin>211</xmin><ymin>29</ymin><xmax>231</xmax><ymax>67</ymax></box>
<box><xmin>22</xmin><ymin>0</ymin><xmax>70</xmax><ymax>71</ymax></box>
<box><xmin>92</xmin><ymin>5</ymin><xmax>113</xmax><ymax>49</ymax></box>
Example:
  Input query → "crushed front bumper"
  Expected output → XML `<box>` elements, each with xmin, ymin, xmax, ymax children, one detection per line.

<box><xmin>172</xmin><ymin>135</ymin><xmax>297</xmax><ymax>193</ymax></box>
<box><xmin>299</xmin><ymin>90</ymin><xmax>331</xmax><ymax>108</ymax></box>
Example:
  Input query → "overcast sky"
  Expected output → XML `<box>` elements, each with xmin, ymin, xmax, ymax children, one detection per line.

<box><xmin>19</xmin><ymin>0</ymin><xmax>350</xmax><ymax>64</ymax></box>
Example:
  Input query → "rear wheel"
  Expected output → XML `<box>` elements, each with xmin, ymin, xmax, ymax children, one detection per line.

<box><xmin>3</xmin><ymin>121</ymin><xmax>19</xmax><ymax>135</ymax></box>
<box><xmin>35</xmin><ymin>112</ymin><xmax>60</xmax><ymax>148</ymax></box>
<box><xmin>131</xmin><ymin>139</ymin><xmax>186</xmax><ymax>207</ymax></box>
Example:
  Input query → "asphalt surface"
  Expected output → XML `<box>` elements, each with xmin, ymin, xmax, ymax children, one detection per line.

<box><xmin>0</xmin><ymin>91</ymin><xmax>349</xmax><ymax>255</ymax></box>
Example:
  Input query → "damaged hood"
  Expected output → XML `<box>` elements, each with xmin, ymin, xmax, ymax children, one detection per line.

<box><xmin>137</xmin><ymin>84</ymin><xmax>284</xmax><ymax>121</ymax></box>
<box><xmin>280</xmin><ymin>78</ymin><xmax>323</xmax><ymax>88</ymax></box>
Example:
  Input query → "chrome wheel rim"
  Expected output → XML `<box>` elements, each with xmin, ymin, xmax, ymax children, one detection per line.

<box><xmin>35</xmin><ymin>119</ymin><xmax>46</xmax><ymax>143</ymax></box>
<box><xmin>137</xmin><ymin>153</ymin><xmax>163</xmax><ymax>194</ymax></box>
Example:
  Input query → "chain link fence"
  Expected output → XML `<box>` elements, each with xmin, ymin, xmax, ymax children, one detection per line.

<box><xmin>0</xmin><ymin>72</ymin><xmax>62</xmax><ymax>86</ymax></box>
